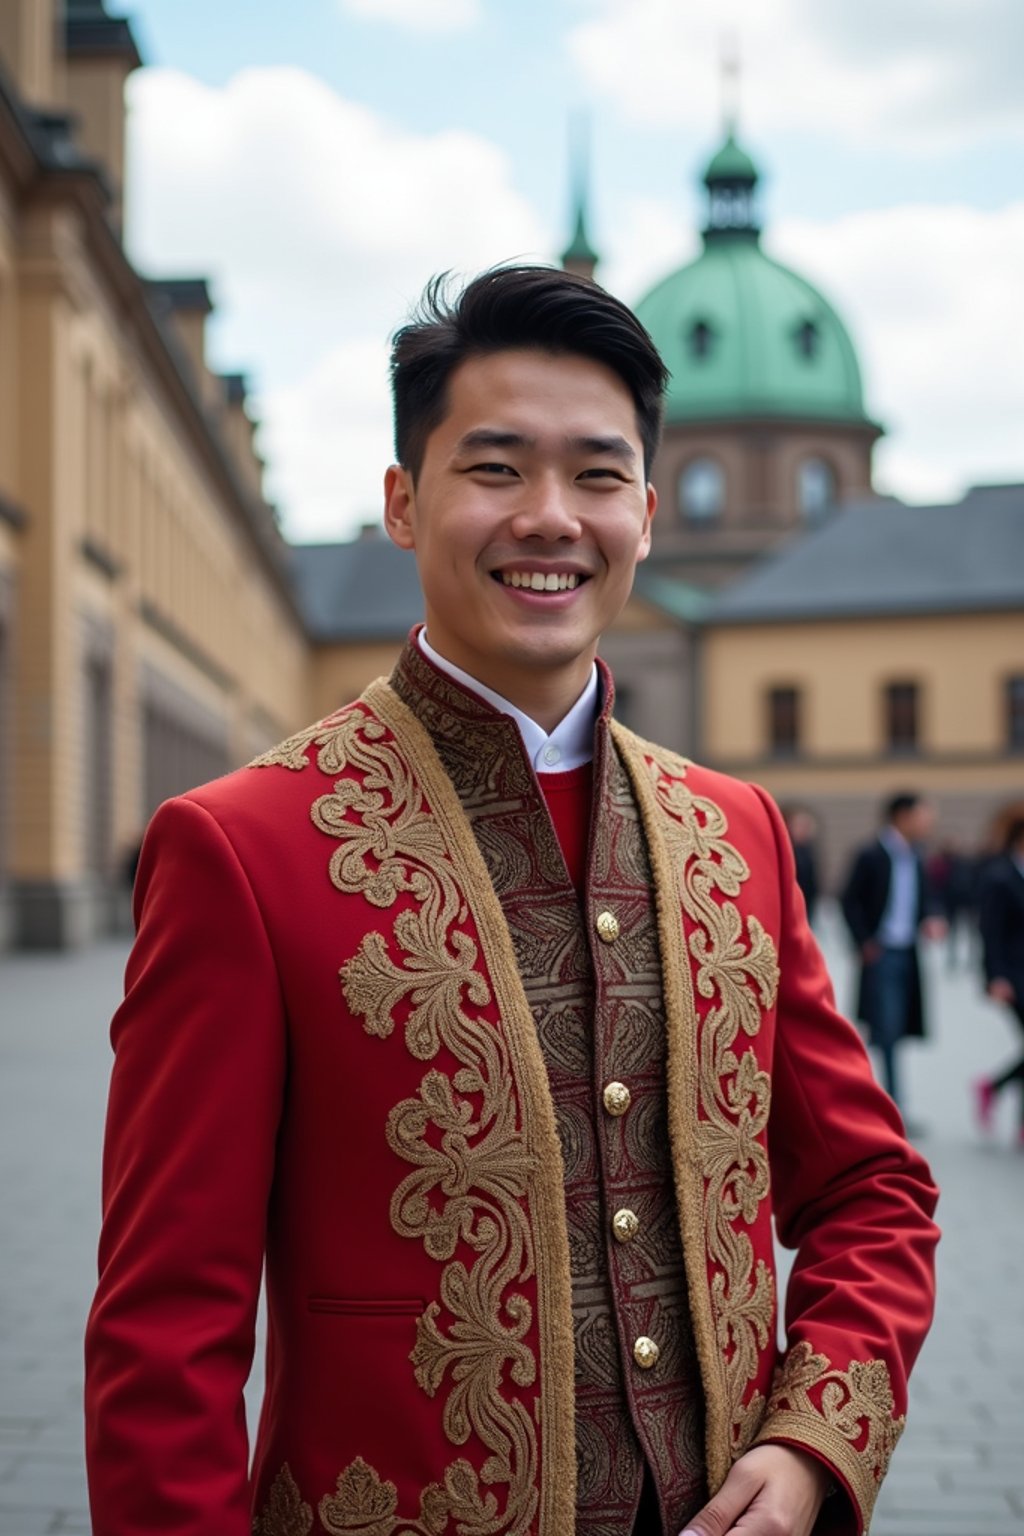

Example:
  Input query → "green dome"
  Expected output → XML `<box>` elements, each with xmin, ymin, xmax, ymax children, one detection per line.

<box><xmin>635</xmin><ymin>134</ymin><xmax>869</xmax><ymax>426</ymax></box>
<box><xmin>703</xmin><ymin>133</ymin><xmax>757</xmax><ymax>186</ymax></box>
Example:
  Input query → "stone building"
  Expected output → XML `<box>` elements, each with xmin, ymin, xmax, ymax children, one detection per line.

<box><xmin>0</xmin><ymin>0</ymin><xmax>308</xmax><ymax>947</ymax></box>
<box><xmin>699</xmin><ymin>484</ymin><xmax>1024</xmax><ymax>885</ymax></box>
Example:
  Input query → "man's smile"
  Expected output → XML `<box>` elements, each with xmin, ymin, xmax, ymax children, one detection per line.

<box><xmin>495</xmin><ymin>570</ymin><xmax>587</xmax><ymax>592</ymax></box>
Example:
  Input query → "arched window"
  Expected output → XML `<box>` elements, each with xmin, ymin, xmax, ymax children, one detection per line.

<box><xmin>794</xmin><ymin>319</ymin><xmax>820</xmax><ymax>360</ymax></box>
<box><xmin>798</xmin><ymin>457</ymin><xmax>836</xmax><ymax>522</ymax></box>
<box><xmin>679</xmin><ymin>457</ymin><xmax>725</xmax><ymax>523</ymax></box>
<box><xmin>688</xmin><ymin>318</ymin><xmax>714</xmax><ymax>360</ymax></box>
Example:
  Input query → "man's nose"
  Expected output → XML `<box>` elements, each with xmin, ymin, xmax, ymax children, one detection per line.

<box><xmin>509</xmin><ymin>476</ymin><xmax>581</xmax><ymax>540</ymax></box>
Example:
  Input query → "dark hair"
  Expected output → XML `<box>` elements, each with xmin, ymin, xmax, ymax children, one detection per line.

<box><xmin>390</xmin><ymin>264</ymin><xmax>669</xmax><ymax>480</ymax></box>
<box><xmin>885</xmin><ymin>792</ymin><xmax>922</xmax><ymax>823</ymax></box>
<box><xmin>1004</xmin><ymin>816</ymin><xmax>1024</xmax><ymax>852</ymax></box>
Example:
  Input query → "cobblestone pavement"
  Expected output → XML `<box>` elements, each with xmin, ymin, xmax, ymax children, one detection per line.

<box><xmin>1</xmin><ymin>910</ymin><xmax>1022</xmax><ymax>1534</ymax></box>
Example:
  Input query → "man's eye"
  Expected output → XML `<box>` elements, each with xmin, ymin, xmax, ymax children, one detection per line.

<box><xmin>471</xmin><ymin>462</ymin><xmax>518</xmax><ymax>477</ymax></box>
<box><xmin>578</xmin><ymin>467</ymin><xmax>625</xmax><ymax>481</ymax></box>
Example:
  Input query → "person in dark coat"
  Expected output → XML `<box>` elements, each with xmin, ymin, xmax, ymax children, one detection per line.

<box><xmin>975</xmin><ymin>816</ymin><xmax>1024</xmax><ymax>1144</ymax></box>
<box><xmin>841</xmin><ymin>792</ymin><xmax>944</xmax><ymax>1113</ymax></box>
<box><xmin>783</xmin><ymin>805</ymin><xmax>821</xmax><ymax>928</ymax></box>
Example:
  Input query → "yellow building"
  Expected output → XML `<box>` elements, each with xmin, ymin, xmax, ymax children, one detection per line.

<box><xmin>700</xmin><ymin>485</ymin><xmax>1024</xmax><ymax>885</ymax></box>
<box><xmin>0</xmin><ymin>1</ymin><xmax>308</xmax><ymax>946</ymax></box>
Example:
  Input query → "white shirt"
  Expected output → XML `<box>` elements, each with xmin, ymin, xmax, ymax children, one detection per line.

<box><xmin>878</xmin><ymin>826</ymin><xmax>920</xmax><ymax>948</ymax></box>
<box><xmin>418</xmin><ymin>631</ymin><xmax>598</xmax><ymax>773</ymax></box>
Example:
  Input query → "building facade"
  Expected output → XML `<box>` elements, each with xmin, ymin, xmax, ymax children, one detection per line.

<box><xmin>0</xmin><ymin>1</ymin><xmax>308</xmax><ymax>946</ymax></box>
<box><xmin>699</xmin><ymin>487</ymin><xmax>1024</xmax><ymax>885</ymax></box>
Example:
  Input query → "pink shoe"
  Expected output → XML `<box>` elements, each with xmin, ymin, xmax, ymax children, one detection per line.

<box><xmin>974</xmin><ymin>1078</ymin><xmax>996</xmax><ymax>1132</ymax></box>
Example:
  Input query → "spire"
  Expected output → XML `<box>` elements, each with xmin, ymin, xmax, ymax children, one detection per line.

<box><xmin>701</xmin><ymin>38</ymin><xmax>761</xmax><ymax>244</ymax></box>
<box><xmin>560</xmin><ymin>115</ymin><xmax>599</xmax><ymax>280</ymax></box>
<box><xmin>720</xmin><ymin>30</ymin><xmax>740</xmax><ymax>139</ymax></box>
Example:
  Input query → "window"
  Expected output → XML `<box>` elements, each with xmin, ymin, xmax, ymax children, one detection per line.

<box><xmin>885</xmin><ymin>681</ymin><xmax>919</xmax><ymax>754</ymax></box>
<box><xmin>768</xmin><ymin>686</ymin><xmax>801</xmax><ymax>757</ymax></box>
<box><xmin>798</xmin><ymin>457</ymin><xmax>836</xmax><ymax>523</ymax></box>
<box><xmin>794</xmin><ymin>319</ymin><xmax>820</xmax><ymax>360</ymax></box>
<box><xmin>688</xmin><ymin>319</ymin><xmax>714</xmax><ymax>360</ymax></box>
<box><xmin>679</xmin><ymin>457</ymin><xmax>725</xmax><ymax>523</ymax></box>
<box><xmin>1008</xmin><ymin>676</ymin><xmax>1024</xmax><ymax>751</ymax></box>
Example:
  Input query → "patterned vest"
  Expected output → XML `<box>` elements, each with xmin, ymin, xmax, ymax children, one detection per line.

<box><xmin>392</xmin><ymin>646</ymin><xmax>707</xmax><ymax>1536</ymax></box>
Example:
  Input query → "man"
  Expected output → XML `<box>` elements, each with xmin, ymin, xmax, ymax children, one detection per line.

<box><xmin>840</xmin><ymin>793</ymin><xmax>943</xmax><ymax>1113</ymax></box>
<box><xmin>86</xmin><ymin>267</ymin><xmax>938</xmax><ymax>1536</ymax></box>
<box><xmin>975</xmin><ymin>815</ymin><xmax>1024</xmax><ymax>1144</ymax></box>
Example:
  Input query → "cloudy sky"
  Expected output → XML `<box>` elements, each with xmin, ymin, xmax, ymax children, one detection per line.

<box><xmin>122</xmin><ymin>0</ymin><xmax>1024</xmax><ymax>542</ymax></box>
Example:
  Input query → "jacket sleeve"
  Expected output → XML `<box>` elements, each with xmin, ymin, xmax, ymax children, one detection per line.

<box><xmin>85</xmin><ymin>794</ymin><xmax>287</xmax><ymax>1536</ymax></box>
<box><xmin>750</xmin><ymin>789</ymin><xmax>939</xmax><ymax>1536</ymax></box>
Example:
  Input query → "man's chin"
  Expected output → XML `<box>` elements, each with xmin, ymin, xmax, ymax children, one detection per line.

<box><xmin>500</xmin><ymin>633</ymin><xmax>597</xmax><ymax>673</ymax></box>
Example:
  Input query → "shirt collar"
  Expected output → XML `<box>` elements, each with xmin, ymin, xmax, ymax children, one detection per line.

<box><xmin>880</xmin><ymin>825</ymin><xmax>913</xmax><ymax>857</ymax></box>
<box><xmin>418</xmin><ymin>630</ymin><xmax>598</xmax><ymax>772</ymax></box>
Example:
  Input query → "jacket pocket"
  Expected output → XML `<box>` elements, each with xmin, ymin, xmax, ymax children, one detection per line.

<box><xmin>307</xmin><ymin>1296</ymin><xmax>425</xmax><ymax>1316</ymax></box>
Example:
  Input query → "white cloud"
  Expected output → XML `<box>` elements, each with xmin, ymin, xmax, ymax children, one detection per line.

<box><xmin>125</xmin><ymin>66</ymin><xmax>548</xmax><ymax>538</ymax></box>
<box><xmin>599</xmin><ymin>197</ymin><xmax>698</xmax><ymax>314</ymax></box>
<box><xmin>567</xmin><ymin>0</ymin><xmax>1024</xmax><ymax>148</ymax></box>
<box><xmin>339</xmin><ymin>0</ymin><xmax>481</xmax><ymax>30</ymax></box>
<box><xmin>258</xmin><ymin>338</ymin><xmax>393</xmax><ymax>539</ymax></box>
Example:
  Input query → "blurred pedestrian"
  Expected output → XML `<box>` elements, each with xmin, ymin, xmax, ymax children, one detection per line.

<box><xmin>974</xmin><ymin>815</ymin><xmax>1024</xmax><ymax>1145</ymax></box>
<box><xmin>783</xmin><ymin>804</ymin><xmax>820</xmax><ymax>927</ymax></box>
<box><xmin>841</xmin><ymin>792</ymin><xmax>945</xmax><ymax>1115</ymax></box>
<box><xmin>926</xmin><ymin>838</ymin><xmax>975</xmax><ymax>969</ymax></box>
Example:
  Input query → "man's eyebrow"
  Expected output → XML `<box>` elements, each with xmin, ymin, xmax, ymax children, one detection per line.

<box><xmin>566</xmin><ymin>434</ymin><xmax>637</xmax><ymax>462</ymax></box>
<box><xmin>453</xmin><ymin>428</ymin><xmax>536</xmax><ymax>454</ymax></box>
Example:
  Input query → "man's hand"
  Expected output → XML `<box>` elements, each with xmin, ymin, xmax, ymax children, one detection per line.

<box><xmin>921</xmin><ymin>916</ymin><xmax>948</xmax><ymax>943</ymax></box>
<box><xmin>987</xmin><ymin>977</ymin><xmax>1016</xmax><ymax>1004</ymax></box>
<box><xmin>680</xmin><ymin>1444</ymin><xmax>833</xmax><ymax>1536</ymax></box>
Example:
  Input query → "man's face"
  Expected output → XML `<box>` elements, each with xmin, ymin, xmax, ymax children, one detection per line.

<box><xmin>384</xmin><ymin>348</ymin><xmax>656</xmax><ymax>704</ymax></box>
<box><xmin>897</xmin><ymin>801</ymin><xmax>935</xmax><ymax>843</ymax></box>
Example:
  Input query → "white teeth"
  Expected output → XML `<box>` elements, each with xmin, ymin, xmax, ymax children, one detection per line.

<box><xmin>500</xmin><ymin>571</ymin><xmax>581</xmax><ymax>591</ymax></box>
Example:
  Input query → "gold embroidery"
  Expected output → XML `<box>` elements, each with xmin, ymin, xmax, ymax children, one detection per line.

<box><xmin>297</xmin><ymin>683</ymin><xmax>576</xmax><ymax>1534</ymax></box>
<box><xmin>247</xmin><ymin>709</ymin><xmax>368</xmax><ymax>773</ymax></box>
<box><xmin>252</xmin><ymin>1463</ymin><xmax>313</xmax><ymax>1536</ymax></box>
<box><xmin>755</xmin><ymin>1340</ymin><xmax>904</xmax><ymax>1526</ymax></box>
<box><xmin>612</xmin><ymin>725</ymin><xmax>780</xmax><ymax>1488</ymax></box>
<box><xmin>317</xmin><ymin>1456</ymin><xmax>451</xmax><ymax>1536</ymax></box>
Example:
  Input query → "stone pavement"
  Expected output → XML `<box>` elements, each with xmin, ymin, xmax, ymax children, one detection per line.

<box><xmin>1</xmin><ymin>910</ymin><xmax>1022</xmax><ymax>1535</ymax></box>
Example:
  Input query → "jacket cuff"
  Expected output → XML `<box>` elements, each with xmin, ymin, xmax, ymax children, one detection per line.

<box><xmin>751</xmin><ymin>1341</ymin><xmax>905</xmax><ymax>1535</ymax></box>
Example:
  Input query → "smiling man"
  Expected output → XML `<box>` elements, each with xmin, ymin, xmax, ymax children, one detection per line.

<box><xmin>85</xmin><ymin>267</ymin><xmax>938</xmax><ymax>1536</ymax></box>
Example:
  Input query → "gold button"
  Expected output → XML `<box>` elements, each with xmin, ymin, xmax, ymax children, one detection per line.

<box><xmin>612</xmin><ymin>1208</ymin><xmax>639</xmax><ymax>1243</ymax></box>
<box><xmin>602</xmin><ymin>1081</ymin><xmax>631</xmax><ymax>1117</ymax></box>
<box><xmin>633</xmin><ymin>1336</ymin><xmax>659</xmax><ymax>1370</ymax></box>
<box><xmin>595</xmin><ymin>910</ymin><xmax>620</xmax><ymax>944</ymax></box>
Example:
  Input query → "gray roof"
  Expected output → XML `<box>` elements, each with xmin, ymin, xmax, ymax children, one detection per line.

<box><xmin>291</xmin><ymin>536</ymin><xmax>423</xmax><ymax>641</ymax></box>
<box><xmin>706</xmin><ymin>484</ymin><xmax>1024</xmax><ymax>626</ymax></box>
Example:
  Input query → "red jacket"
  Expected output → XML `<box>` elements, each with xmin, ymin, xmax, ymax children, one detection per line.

<box><xmin>85</xmin><ymin>654</ymin><xmax>938</xmax><ymax>1535</ymax></box>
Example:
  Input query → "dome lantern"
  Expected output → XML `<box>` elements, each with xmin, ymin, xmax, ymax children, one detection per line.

<box><xmin>702</xmin><ymin>132</ymin><xmax>761</xmax><ymax>241</ymax></box>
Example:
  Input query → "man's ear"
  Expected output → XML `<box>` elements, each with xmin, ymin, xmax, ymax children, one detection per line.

<box><xmin>638</xmin><ymin>482</ymin><xmax>657</xmax><ymax>562</ymax></box>
<box><xmin>383</xmin><ymin>464</ymin><xmax>416</xmax><ymax>550</ymax></box>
